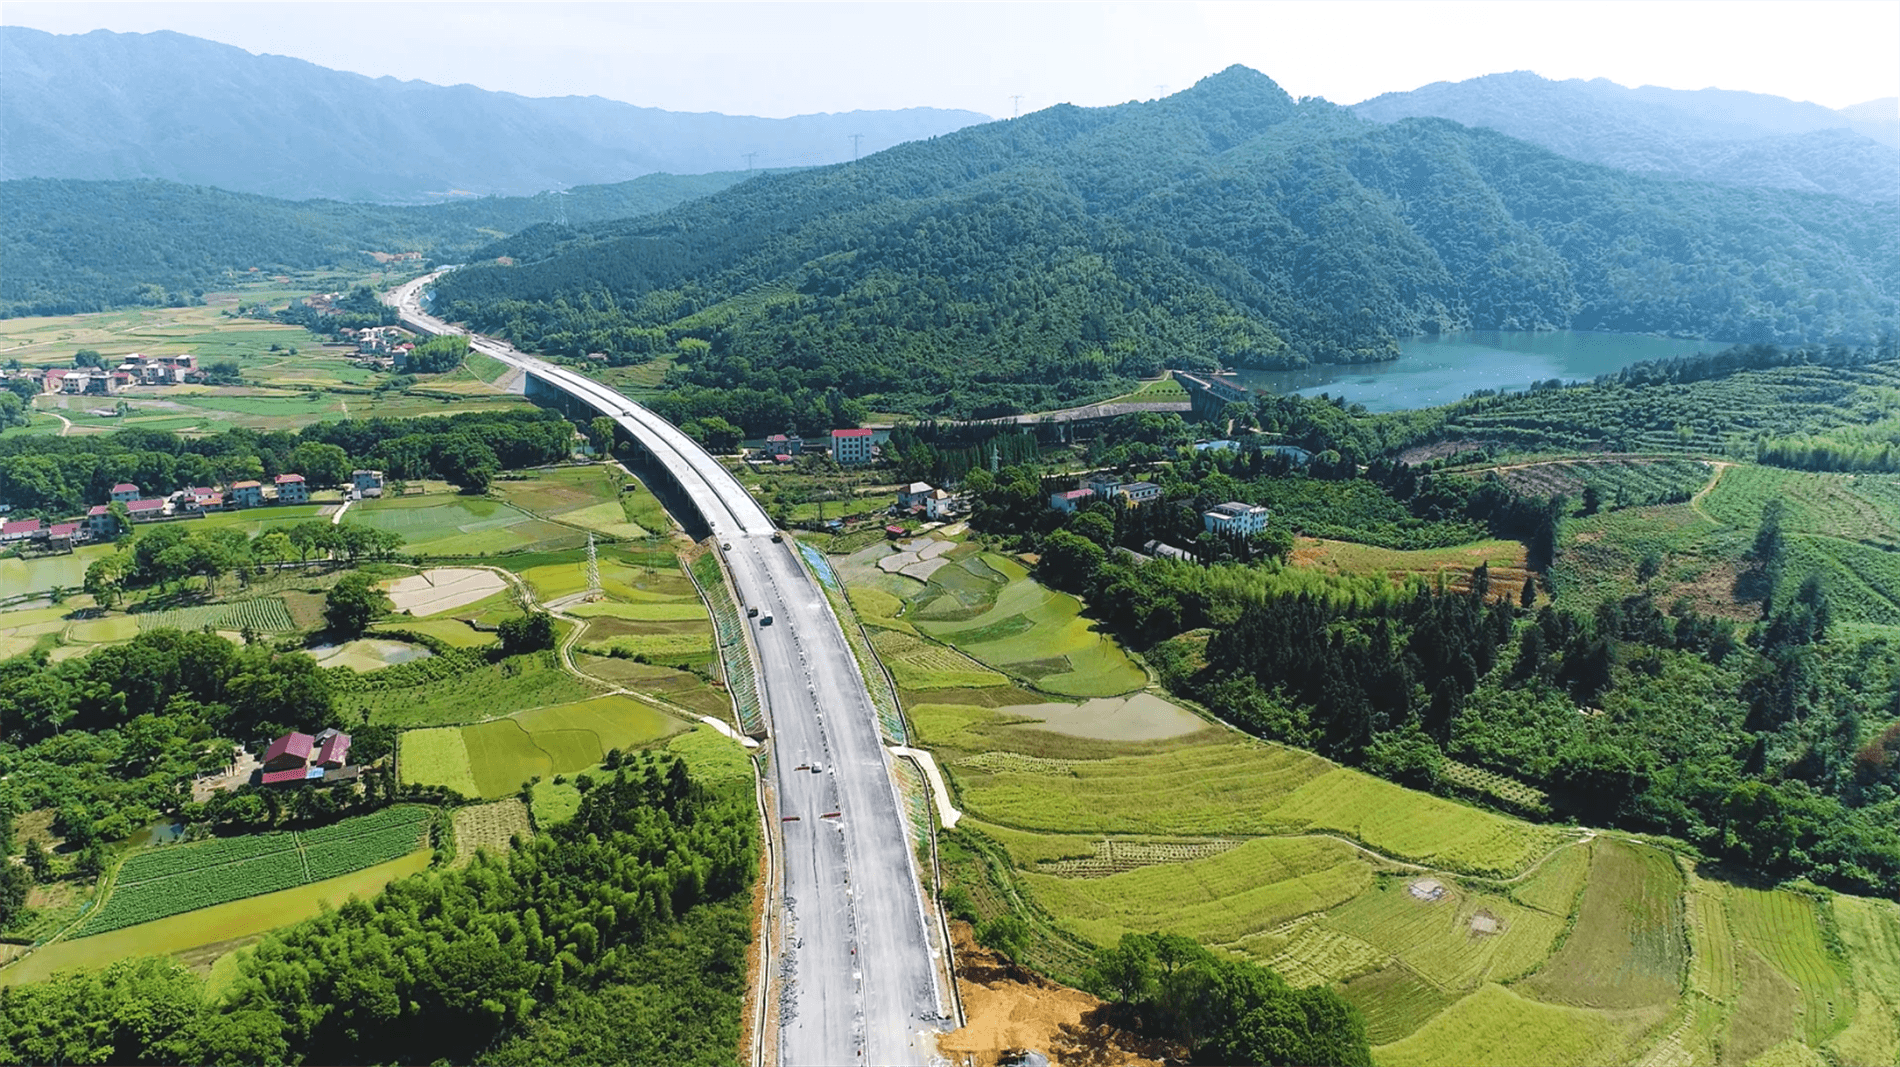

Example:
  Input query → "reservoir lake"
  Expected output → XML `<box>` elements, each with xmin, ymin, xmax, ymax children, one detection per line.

<box><xmin>1233</xmin><ymin>330</ymin><xmax>1724</xmax><ymax>412</ymax></box>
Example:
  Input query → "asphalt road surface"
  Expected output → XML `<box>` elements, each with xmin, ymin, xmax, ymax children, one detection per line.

<box><xmin>388</xmin><ymin>276</ymin><xmax>945</xmax><ymax>1065</ymax></box>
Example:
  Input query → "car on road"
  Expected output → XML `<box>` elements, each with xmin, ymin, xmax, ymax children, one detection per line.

<box><xmin>748</xmin><ymin>607</ymin><xmax>759</xmax><ymax>618</ymax></box>
<box><xmin>760</xmin><ymin>613</ymin><xmax>774</xmax><ymax>626</ymax></box>
<box><xmin>771</xmin><ymin>531</ymin><xmax>783</xmax><ymax>542</ymax></box>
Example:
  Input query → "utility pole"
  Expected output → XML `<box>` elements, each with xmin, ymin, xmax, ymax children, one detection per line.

<box><xmin>744</xmin><ymin>152</ymin><xmax>757</xmax><ymax>171</ymax></box>
<box><xmin>849</xmin><ymin>133</ymin><xmax>864</xmax><ymax>161</ymax></box>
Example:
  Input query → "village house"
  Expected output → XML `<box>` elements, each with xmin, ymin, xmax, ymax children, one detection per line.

<box><xmin>44</xmin><ymin>522</ymin><xmax>81</xmax><ymax>550</ymax></box>
<box><xmin>110</xmin><ymin>482</ymin><xmax>142</xmax><ymax>503</ymax></box>
<box><xmin>125</xmin><ymin>499</ymin><xmax>169</xmax><ymax>522</ymax></box>
<box><xmin>924</xmin><ymin>489</ymin><xmax>958</xmax><ymax>521</ymax></box>
<box><xmin>179</xmin><ymin>487</ymin><xmax>224</xmax><ymax>512</ymax></box>
<box><xmin>87</xmin><ymin>505</ymin><xmax>119</xmax><ymax>537</ymax></box>
<box><xmin>352</xmin><ymin>469</ymin><xmax>385</xmax><ymax>497</ymax></box>
<box><xmin>765</xmin><ymin>432</ymin><xmax>804</xmax><ymax>456</ymax></box>
<box><xmin>116</xmin><ymin>353</ymin><xmax>198</xmax><ymax>386</ymax></box>
<box><xmin>829</xmin><ymin>428</ymin><xmax>874</xmax><ymax>465</ymax></box>
<box><xmin>898</xmin><ymin>482</ymin><xmax>935</xmax><ymax>509</ymax></box>
<box><xmin>229</xmin><ymin>481</ymin><xmax>264</xmax><ymax>508</ymax></box>
<box><xmin>259</xmin><ymin>728</ymin><xmax>357</xmax><ymax>787</ymax></box>
<box><xmin>1203</xmin><ymin>501</ymin><xmax>1272</xmax><ymax>538</ymax></box>
<box><xmin>1084</xmin><ymin>475</ymin><xmax>1161</xmax><ymax>507</ymax></box>
<box><xmin>0</xmin><ymin>518</ymin><xmax>42</xmax><ymax>544</ymax></box>
<box><xmin>274</xmin><ymin>473</ymin><xmax>309</xmax><ymax>504</ymax></box>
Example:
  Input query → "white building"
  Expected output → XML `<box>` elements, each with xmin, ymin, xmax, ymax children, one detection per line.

<box><xmin>829</xmin><ymin>428</ymin><xmax>874</xmax><ymax>465</ymax></box>
<box><xmin>1203</xmin><ymin>501</ymin><xmax>1271</xmax><ymax>538</ymax></box>
<box><xmin>352</xmin><ymin>469</ymin><xmax>385</xmax><ymax>497</ymax></box>
<box><xmin>274</xmin><ymin>473</ymin><xmax>308</xmax><ymax>504</ymax></box>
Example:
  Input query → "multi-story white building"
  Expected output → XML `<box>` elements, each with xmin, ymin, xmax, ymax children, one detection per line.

<box><xmin>1203</xmin><ymin>501</ymin><xmax>1272</xmax><ymax>538</ymax></box>
<box><xmin>274</xmin><ymin>473</ymin><xmax>308</xmax><ymax>504</ymax></box>
<box><xmin>829</xmin><ymin>428</ymin><xmax>874</xmax><ymax>465</ymax></box>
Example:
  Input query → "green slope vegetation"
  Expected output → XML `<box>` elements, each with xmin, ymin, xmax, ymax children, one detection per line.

<box><xmin>432</xmin><ymin>66</ymin><xmax>1898</xmax><ymax>424</ymax></box>
<box><xmin>0</xmin><ymin>171</ymin><xmax>760</xmax><ymax>317</ymax></box>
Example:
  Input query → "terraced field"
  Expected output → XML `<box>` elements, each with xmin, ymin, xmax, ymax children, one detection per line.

<box><xmin>847</xmin><ymin>547</ymin><xmax>1147</xmax><ymax>697</ymax></box>
<box><xmin>1487</xmin><ymin>457</ymin><xmax>1714</xmax><ymax>507</ymax></box>
<box><xmin>910</xmin><ymin>677</ymin><xmax>1900</xmax><ymax>1065</ymax></box>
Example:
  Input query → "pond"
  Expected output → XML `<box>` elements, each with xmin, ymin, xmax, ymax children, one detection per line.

<box><xmin>1231</xmin><ymin>330</ymin><xmax>1726</xmax><ymax>412</ymax></box>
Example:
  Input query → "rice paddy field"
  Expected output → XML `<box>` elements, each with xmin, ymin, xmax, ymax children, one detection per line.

<box><xmin>398</xmin><ymin>694</ymin><xmax>688</xmax><ymax>799</ymax></box>
<box><xmin>909</xmin><ymin>684</ymin><xmax>1900</xmax><ymax>1065</ymax></box>
<box><xmin>839</xmin><ymin>540</ymin><xmax>1147</xmax><ymax>697</ymax></box>
<box><xmin>1289</xmin><ymin>538</ymin><xmax>1532</xmax><ymax>600</ymax></box>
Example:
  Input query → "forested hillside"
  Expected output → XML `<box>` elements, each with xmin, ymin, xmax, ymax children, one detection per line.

<box><xmin>0</xmin><ymin>26</ymin><xmax>985</xmax><ymax>202</ymax></box>
<box><xmin>0</xmin><ymin>172</ymin><xmax>759</xmax><ymax>317</ymax></box>
<box><xmin>1355</xmin><ymin>72</ymin><xmax>1900</xmax><ymax>203</ymax></box>
<box><xmin>431</xmin><ymin>66</ymin><xmax>1900</xmax><ymax>423</ymax></box>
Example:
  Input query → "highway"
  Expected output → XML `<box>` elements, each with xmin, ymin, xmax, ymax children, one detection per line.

<box><xmin>387</xmin><ymin>276</ymin><xmax>946</xmax><ymax>1066</ymax></box>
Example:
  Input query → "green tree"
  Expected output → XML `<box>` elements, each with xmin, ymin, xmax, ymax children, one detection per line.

<box><xmin>590</xmin><ymin>416</ymin><xmax>618</xmax><ymax>455</ymax></box>
<box><xmin>288</xmin><ymin>442</ymin><xmax>350</xmax><ymax>486</ymax></box>
<box><xmin>498</xmin><ymin>612</ymin><xmax>556</xmax><ymax>657</ymax></box>
<box><xmin>0</xmin><ymin>859</ymin><xmax>28</xmax><ymax>931</ymax></box>
<box><xmin>324</xmin><ymin>572</ymin><xmax>389</xmax><ymax>636</ymax></box>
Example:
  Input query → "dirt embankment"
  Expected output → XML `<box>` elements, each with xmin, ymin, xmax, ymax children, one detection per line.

<box><xmin>936</xmin><ymin>922</ymin><xmax>1177</xmax><ymax>1067</ymax></box>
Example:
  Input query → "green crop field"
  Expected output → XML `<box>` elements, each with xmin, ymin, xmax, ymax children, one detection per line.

<box><xmin>566</xmin><ymin>600</ymin><xmax>708</xmax><ymax>622</ymax></box>
<box><xmin>133</xmin><ymin>597</ymin><xmax>296</xmax><ymax>633</ymax></box>
<box><xmin>0</xmin><ymin>852</ymin><xmax>432</xmax><ymax>986</ymax></box>
<box><xmin>0</xmin><ymin>543</ymin><xmax>116</xmax><ymax>599</ymax></box>
<box><xmin>371</xmin><ymin>615</ymin><xmax>497</xmax><ymax>648</ymax></box>
<box><xmin>1520</xmin><ymin>840</ymin><xmax>1686</xmax><ymax>1009</ymax></box>
<box><xmin>399</xmin><ymin>727</ymin><xmax>482</xmax><ymax>797</ymax></box>
<box><xmin>400</xmin><ymin>695</ymin><xmax>687</xmax><ymax>799</ymax></box>
<box><xmin>73</xmin><ymin>807</ymin><xmax>431</xmax><ymax>938</ymax></box>
<box><xmin>345</xmin><ymin>494</ymin><xmax>579</xmax><ymax>556</ymax></box>
<box><xmin>348</xmin><ymin>650</ymin><xmax>594</xmax><ymax>728</ymax></box>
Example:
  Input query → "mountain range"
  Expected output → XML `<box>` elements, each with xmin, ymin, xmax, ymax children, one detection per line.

<box><xmin>429</xmin><ymin>67</ymin><xmax>1899</xmax><ymax>423</ymax></box>
<box><xmin>1354</xmin><ymin>72</ymin><xmax>1900</xmax><ymax>203</ymax></box>
<box><xmin>0</xmin><ymin>27</ymin><xmax>988</xmax><ymax>203</ymax></box>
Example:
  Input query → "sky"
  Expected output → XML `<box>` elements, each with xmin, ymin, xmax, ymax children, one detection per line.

<box><xmin>4</xmin><ymin>1</ymin><xmax>1896</xmax><ymax>117</ymax></box>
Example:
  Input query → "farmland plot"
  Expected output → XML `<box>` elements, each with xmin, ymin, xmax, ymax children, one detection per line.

<box><xmin>74</xmin><ymin>807</ymin><xmax>430</xmax><ymax>937</ymax></box>
<box><xmin>1521</xmin><ymin>839</ymin><xmax>1685</xmax><ymax>1009</ymax></box>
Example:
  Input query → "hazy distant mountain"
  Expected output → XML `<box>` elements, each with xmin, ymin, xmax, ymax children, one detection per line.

<box><xmin>0</xmin><ymin>27</ymin><xmax>989</xmax><ymax>203</ymax></box>
<box><xmin>1354</xmin><ymin>72</ymin><xmax>1900</xmax><ymax>202</ymax></box>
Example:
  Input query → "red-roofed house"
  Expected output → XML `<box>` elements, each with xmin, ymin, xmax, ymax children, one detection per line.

<box><xmin>87</xmin><ymin>504</ymin><xmax>119</xmax><ymax>537</ymax></box>
<box><xmin>258</xmin><ymin>729</ymin><xmax>354</xmax><ymax>787</ymax></box>
<box><xmin>110</xmin><ymin>483</ymin><xmax>142</xmax><ymax>503</ymax></box>
<box><xmin>262</xmin><ymin>731</ymin><xmax>315</xmax><ymax>771</ymax></box>
<box><xmin>45</xmin><ymin>522</ymin><xmax>81</xmax><ymax>547</ymax></box>
<box><xmin>183</xmin><ymin>487</ymin><xmax>223</xmax><ymax>512</ymax></box>
<box><xmin>765</xmin><ymin>432</ymin><xmax>804</xmax><ymax>456</ymax></box>
<box><xmin>274</xmin><ymin>473</ymin><xmax>308</xmax><ymax>504</ymax></box>
<box><xmin>229</xmin><ymin>481</ymin><xmax>263</xmax><ymax>507</ymax></box>
<box><xmin>829</xmin><ymin>428</ymin><xmax>874</xmax><ymax>465</ymax></box>
<box><xmin>0</xmin><ymin>518</ymin><xmax>42</xmax><ymax>543</ymax></box>
<box><xmin>125</xmin><ymin>499</ymin><xmax>168</xmax><ymax>522</ymax></box>
<box><xmin>314</xmin><ymin>730</ymin><xmax>351</xmax><ymax>768</ymax></box>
